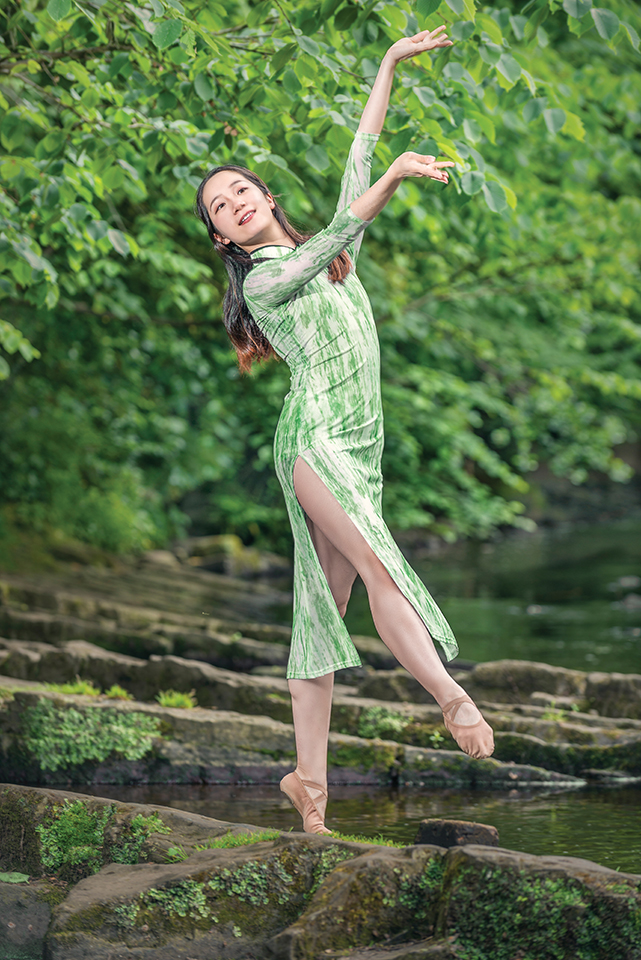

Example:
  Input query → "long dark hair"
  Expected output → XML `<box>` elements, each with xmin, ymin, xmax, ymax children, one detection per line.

<box><xmin>195</xmin><ymin>164</ymin><xmax>351</xmax><ymax>373</ymax></box>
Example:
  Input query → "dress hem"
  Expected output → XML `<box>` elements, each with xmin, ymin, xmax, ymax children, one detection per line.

<box><xmin>286</xmin><ymin>654</ymin><xmax>363</xmax><ymax>680</ymax></box>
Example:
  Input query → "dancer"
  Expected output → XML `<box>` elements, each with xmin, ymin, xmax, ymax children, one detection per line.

<box><xmin>196</xmin><ymin>26</ymin><xmax>494</xmax><ymax>835</ymax></box>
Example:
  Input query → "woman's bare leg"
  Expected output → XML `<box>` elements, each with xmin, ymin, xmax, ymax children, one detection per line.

<box><xmin>288</xmin><ymin>520</ymin><xmax>358</xmax><ymax>819</ymax></box>
<box><xmin>292</xmin><ymin>457</ymin><xmax>486</xmax><ymax>728</ymax></box>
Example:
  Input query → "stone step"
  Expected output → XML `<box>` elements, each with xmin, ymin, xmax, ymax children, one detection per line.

<box><xmin>1</xmin><ymin>640</ymin><xmax>640</xmax><ymax>776</ymax></box>
<box><xmin>0</xmin><ymin>566</ymin><xmax>290</xmax><ymax>625</ymax></box>
<box><xmin>358</xmin><ymin>661</ymin><xmax>641</xmax><ymax>720</ymax></box>
<box><xmin>0</xmin><ymin>600</ymin><xmax>394</xmax><ymax>669</ymax></box>
<box><xmin>0</xmin><ymin>680</ymin><xmax>584</xmax><ymax>788</ymax></box>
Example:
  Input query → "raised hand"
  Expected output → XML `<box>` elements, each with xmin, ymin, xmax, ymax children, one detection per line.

<box><xmin>385</xmin><ymin>26</ymin><xmax>454</xmax><ymax>65</ymax></box>
<box><xmin>390</xmin><ymin>152</ymin><xmax>457</xmax><ymax>184</ymax></box>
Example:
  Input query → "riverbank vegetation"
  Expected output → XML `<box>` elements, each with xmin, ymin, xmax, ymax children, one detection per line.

<box><xmin>1</xmin><ymin>0</ymin><xmax>639</xmax><ymax>558</ymax></box>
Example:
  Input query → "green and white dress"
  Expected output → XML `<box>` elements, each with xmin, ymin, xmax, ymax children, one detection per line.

<box><xmin>244</xmin><ymin>131</ymin><xmax>457</xmax><ymax>679</ymax></box>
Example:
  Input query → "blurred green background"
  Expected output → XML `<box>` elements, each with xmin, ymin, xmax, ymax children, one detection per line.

<box><xmin>1</xmin><ymin>0</ymin><xmax>640</xmax><ymax>565</ymax></box>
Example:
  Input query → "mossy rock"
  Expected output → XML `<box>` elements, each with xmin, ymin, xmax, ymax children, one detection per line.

<box><xmin>46</xmin><ymin>836</ymin><xmax>382</xmax><ymax>958</ymax></box>
<box><xmin>268</xmin><ymin>845</ymin><xmax>446</xmax><ymax>957</ymax></box>
<box><xmin>439</xmin><ymin>845</ymin><xmax>641</xmax><ymax>960</ymax></box>
<box><xmin>585</xmin><ymin>671</ymin><xmax>641</xmax><ymax>720</ymax></box>
<box><xmin>465</xmin><ymin>660</ymin><xmax>588</xmax><ymax>704</ymax></box>
<box><xmin>493</xmin><ymin>731</ymin><xmax>641</xmax><ymax>776</ymax></box>
<box><xmin>0</xmin><ymin>787</ymin><xmax>43</xmax><ymax>876</ymax></box>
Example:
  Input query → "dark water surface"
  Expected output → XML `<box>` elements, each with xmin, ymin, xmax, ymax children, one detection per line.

<box><xmin>79</xmin><ymin>782</ymin><xmax>641</xmax><ymax>876</ymax></box>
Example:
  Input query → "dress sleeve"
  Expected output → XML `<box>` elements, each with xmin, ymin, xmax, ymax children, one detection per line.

<box><xmin>335</xmin><ymin>131</ymin><xmax>379</xmax><ymax>264</ymax></box>
<box><xmin>243</xmin><ymin>205</ymin><xmax>371</xmax><ymax>313</ymax></box>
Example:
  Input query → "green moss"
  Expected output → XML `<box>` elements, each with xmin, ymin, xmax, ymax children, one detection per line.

<box><xmin>104</xmin><ymin>684</ymin><xmax>134</xmax><ymax>700</ymax></box>
<box><xmin>0</xmin><ymin>686</ymin><xmax>15</xmax><ymax>701</ymax></box>
<box><xmin>447</xmin><ymin>863</ymin><xmax>641</xmax><ymax>960</ymax></box>
<box><xmin>34</xmin><ymin>884</ymin><xmax>68</xmax><ymax>907</ymax></box>
<box><xmin>328</xmin><ymin>832</ymin><xmax>402</xmax><ymax>847</ymax></box>
<box><xmin>329</xmin><ymin>738</ymin><xmax>400</xmax><ymax>774</ymax></box>
<box><xmin>385</xmin><ymin>858</ymin><xmax>444</xmax><ymax>919</ymax></box>
<box><xmin>21</xmin><ymin>699</ymin><xmax>162</xmax><ymax>772</ymax></box>
<box><xmin>208</xmin><ymin>859</ymin><xmax>294</xmax><ymax>906</ymax></box>
<box><xmin>111</xmin><ymin>812</ymin><xmax>171</xmax><ymax>864</ymax></box>
<box><xmin>156</xmin><ymin>688</ymin><xmax>198</xmax><ymax>709</ymax></box>
<box><xmin>36</xmin><ymin>799</ymin><xmax>113</xmax><ymax>883</ymax></box>
<box><xmin>357</xmin><ymin>706</ymin><xmax>410</xmax><ymax>739</ymax></box>
<box><xmin>55</xmin><ymin>903</ymin><xmax>111</xmax><ymax>935</ymax></box>
<box><xmin>0</xmin><ymin>789</ymin><xmax>43</xmax><ymax>875</ymax></box>
<box><xmin>44</xmin><ymin>679</ymin><xmax>101</xmax><ymax>697</ymax></box>
<box><xmin>493</xmin><ymin>733</ymin><xmax>641</xmax><ymax>776</ymax></box>
<box><xmin>194</xmin><ymin>829</ymin><xmax>282</xmax><ymax>850</ymax></box>
<box><xmin>309</xmin><ymin>846</ymin><xmax>357</xmax><ymax>897</ymax></box>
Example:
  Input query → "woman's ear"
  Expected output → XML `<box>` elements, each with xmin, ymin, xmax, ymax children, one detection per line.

<box><xmin>266</xmin><ymin>193</ymin><xmax>276</xmax><ymax>210</ymax></box>
<box><xmin>214</xmin><ymin>233</ymin><xmax>231</xmax><ymax>245</ymax></box>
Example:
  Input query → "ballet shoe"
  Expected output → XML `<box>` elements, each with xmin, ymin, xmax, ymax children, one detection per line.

<box><xmin>280</xmin><ymin>771</ymin><xmax>331</xmax><ymax>835</ymax></box>
<box><xmin>441</xmin><ymin>695</ymin><xmax>494</xmax><ymax>760</ymax></box>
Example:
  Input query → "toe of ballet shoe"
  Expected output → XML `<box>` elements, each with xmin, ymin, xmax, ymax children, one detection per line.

<box><xmin>310</xmin><ymin>824</ymin><xmax>332</xmax><ymax>835</ymax></box>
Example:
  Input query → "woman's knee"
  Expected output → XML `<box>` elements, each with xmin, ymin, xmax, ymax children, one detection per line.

<box><xmin>360</xmin><ymin>552</ymin><xmax>395</xmax><ymax>593</ymax></box>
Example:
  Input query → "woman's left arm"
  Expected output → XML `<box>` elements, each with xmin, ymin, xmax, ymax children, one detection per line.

<box><xmin>357</xmin><ymin>26</ymin><xmax>454</xmax><ymax>136</ymax></box>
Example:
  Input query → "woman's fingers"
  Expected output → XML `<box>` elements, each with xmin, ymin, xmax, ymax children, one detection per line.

<box><xmin>413</xmin><ymin>156</ymin><xmax>457</xmax><ymax>181</ymax></box>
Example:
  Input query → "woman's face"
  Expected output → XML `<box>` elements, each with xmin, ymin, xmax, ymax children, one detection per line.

<box><xmin>203</xmin><ymin>170</ymin><xmax>286</xmax><ymax>252</ymax></box>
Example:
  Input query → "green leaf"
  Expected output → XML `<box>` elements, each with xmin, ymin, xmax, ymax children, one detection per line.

<box><xmin>152</xmin><ymin>20</ymin><xmax>182</xmax><ymax>50</ymax></box>
<box><xmin>567</xmin><ymin>13</ymin><xmax>594</xmax><ymax>35</ymax></box>
<box><xmin>0</xmin><ymin>871</ymin><xmax>30</xmax><ymax>883</ymax></box>
<box><xmin>46</xmin><ymin>0</ymin><xmax>72</xmax><ymax>21</ymax></box>
<box><xmin>476</xmin><ymin>13</ymin><xmax>503</xmax><ymax>43</ymax></box>
<box><xmin>445</xmin><ymin>0</ymin><xmax>464</xmax><ymax>13</ymax></box>
<box><xmin>297</xmin><ymin>36</ymin><xmax>320</xmax><ymax>58</ymax></box>
<box><xmin>482</xmin><ymin>180</ymin><xmax>507</xmax><ymax>212</ymax></box>
<box><xmin>496</xmin><ymin>53</ymin><xmax>522</xmax><ymax>85</ymax></box>
<box><xmin>461</xmin><ymin>170</ymin><xmax>484</xmax><ymax>195</ymax></box>
<box><xmin>306</xmin><ymin>144</ymin><xmax>329</xmax><ymax>172</ymax></box>
<box><xmin>150</xmin><ymin>0</ymin><xmax>163</xmax><ymax>14</ymax></box>
<box><xmin>186</xmin><ymin>137</ymin><xmax>207</xmax><ymax>156</ymax></box>
<box><xmin>590</xmin><ymin>8</ymin><xmax>619</xmax><ymax>40</ymax></box>
<box><xmin>271</xmin><ymin>43</ymin><xmax>297</xmax><ymax>74</ymax></box>
<box><xmin>451</xmin><ymin>21</ymin><xmax>476</xmax><ymax>41</ymax></box>
<box><xmin>289</xmin><ymin>131</ymin><xmax>312</xmax><ymax>155</ymax></box>
<box><xmin>621</xmin><ymin>20</ymin><xmax>640</xmax><ymax>51</ymax></box>
<box><xmin>417</xmin><ymin>0</ymin><xmax>441</xmax><ymax>20</ymax></box>
<box><xmin>463</xmin><ymin>118</ymin><xmax>482</xmax><ymax>142</ymax></box>
<box><xmin>562</xmin><ymin>111</ymin><xmax>585</xmax><ymax>140</ymax></box>
<box><xmin>194</xmin><ymin>73</ymin><xmax>216</xmax><ymax>101</ymax></box>
<box><xmin>462</xmin><ymin>0</ymin><xmax>476</xmax><ymax>20</ymax></box>
<box><xmin>107</xmin><ymin>229</ymin><xmax>131</xmax><ymax>256</ymax></box>
<box><xmin>479</xmin><ymin>44</ymin><xmax>501</xmax><ymax>65</ymax></box>
<box><xmin>562</xmin><ymin>0</ymin><xmax>592</xmax><ymax>16</ymax></box>
<box><xmin>543</xmin><ymin>107</ymin><xmax>566</xmax><ymax>134</ymax></box>
<box><xmin>522</xmin><ymin>97</ymin><xmax>547</xmax><ymax>122</ymax></box>
<box><xmin>415</xmin><ymin>87</ymin><xmax>436</xmax><ymax>109</ymax></box>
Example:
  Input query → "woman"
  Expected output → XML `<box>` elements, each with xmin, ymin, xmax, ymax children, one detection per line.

<box><xmin>196</xmin><ymin>26</ymin><xmax>494</xmax><ymax>835</ymax></box>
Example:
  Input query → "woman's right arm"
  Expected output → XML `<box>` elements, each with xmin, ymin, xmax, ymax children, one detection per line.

<box><xmin>350</xmin><ymin>152</ymin><xmax>455</xmax><ymax>223</ymax></box>
<box><xmin>244</xmin><ymin>152</ymin><xmax>455</xmax><ymax>314</ymax></box>
<box><xmin>243</xmin><ymin>205</ymin><xmax>371</xmax><ymax>313</ymax></box>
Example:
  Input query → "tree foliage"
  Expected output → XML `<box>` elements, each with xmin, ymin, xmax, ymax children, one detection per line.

<box><xmin>0</xmin><ymin>0</ymin><xmax>639</xmax><ymax>553</ymax></box>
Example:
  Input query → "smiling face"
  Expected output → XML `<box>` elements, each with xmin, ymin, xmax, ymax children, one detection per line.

<box><xmin>202</xmin><ymin>169</ymin><xmax>290</xmax><ymax>253</ymax></box>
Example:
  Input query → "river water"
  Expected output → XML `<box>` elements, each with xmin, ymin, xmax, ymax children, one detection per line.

<box><xmin>80</xmin><ymin>782</ymin><xmax>641</xmax><ymax>875</ymax></box>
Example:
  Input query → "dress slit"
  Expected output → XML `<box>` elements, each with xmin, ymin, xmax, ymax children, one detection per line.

<box><xmin>282</xmin><ymin>446</ymin><xmax>458</xmax><ymax>680</ymax></box>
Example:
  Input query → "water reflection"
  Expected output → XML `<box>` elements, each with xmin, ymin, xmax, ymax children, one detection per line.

<box><xmin>79</xmin><ymin>782</ymin><xmax>641</xmax><ymax>876</ymax></box>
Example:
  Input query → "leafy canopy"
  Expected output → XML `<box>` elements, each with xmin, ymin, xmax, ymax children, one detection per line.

<box><xmin>0</xmin><ymin>0</ymin><xmax>639</xmax><ymax>551</ymax></box>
